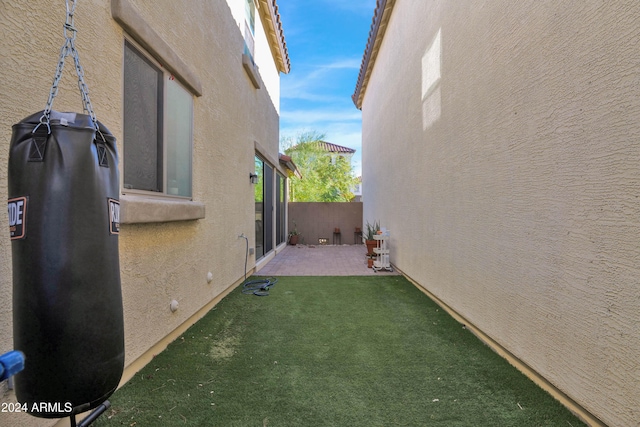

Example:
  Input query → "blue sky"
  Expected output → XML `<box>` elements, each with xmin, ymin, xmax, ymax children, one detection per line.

<box><xmin>277</xmin><ymin>0</ymin><xmax>377</xmax><ymax>177</ymax></box>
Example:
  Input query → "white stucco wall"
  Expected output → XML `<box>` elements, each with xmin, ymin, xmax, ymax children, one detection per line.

<box><xmin>0</xmin><ymin>1</ymin><xmax>283</xmax><ymax>425</ymax></box>
<box><xmin>360</xmin><ymin>1</ymin><xmax>640</xmax><ymax>426</ymax></box>
<box><xmin>225</xmin><ymin>0</ymin><xmax>281</xmax><ymax>112</ymax></box>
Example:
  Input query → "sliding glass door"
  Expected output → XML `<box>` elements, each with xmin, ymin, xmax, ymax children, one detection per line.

<box><xmin>276</xmin><ymin>173</ymin><xmax>286</xmax><ymax>246</ymax></box>
<box><xmin>255</xmin><ymin>156</ymin><xmax>275</xmax><ymax>259</ymax></box>
<box><xmin>254</xmin><ymin>157</ymin><xmax>264</xmax><ymax>259</ymax></box>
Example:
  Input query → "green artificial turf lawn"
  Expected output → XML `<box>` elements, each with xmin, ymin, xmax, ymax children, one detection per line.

<box><xmin>95</xmin><ymin>276</ymin><xmax>585</xmax><ymax>426</ymax></box>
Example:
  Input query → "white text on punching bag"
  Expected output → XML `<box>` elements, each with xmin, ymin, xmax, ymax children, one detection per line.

<box><xmin>108</xmin><ymin>199</ymin><xmax>120</xmax><ymax>234</ymax></box>
<box><xmin>8</xmin><ymin>197</ymin><xmax>27</xmax><ymax>239</ymax></box>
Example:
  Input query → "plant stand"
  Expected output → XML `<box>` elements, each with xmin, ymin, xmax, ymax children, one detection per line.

<box><xmin>373</xmin><ymin>232</ymin><xmax>392</xmax><ymax>272</ymax></box>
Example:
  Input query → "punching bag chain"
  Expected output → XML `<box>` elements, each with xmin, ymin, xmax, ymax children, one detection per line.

<box><xmin>36</xmin><ymin>0</ymin><xmax>98</xmax><ymax>134</ymax></box>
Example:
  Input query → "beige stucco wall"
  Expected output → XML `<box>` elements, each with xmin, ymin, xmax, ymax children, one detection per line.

<box><xmin>0</xmin><ymin>1</ymin><xmax>283</xmax><ymax>426</ymax></box>
<box><xmin>288</xmin><ymin>202</ymin><xmax>363</xmax><ymax>246</ymax></box>
<box><xmin>360</xmin><ymin>1</ymin><xmax>640</xmax><ymax>426</ymax></box>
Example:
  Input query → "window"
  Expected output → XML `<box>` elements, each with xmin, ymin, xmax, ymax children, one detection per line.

<box><xmin>244</xmin><ymin>0</ymin><xmax>256</xmax><ymax>60</ymax></box>
<box><xmin>123</xmin><ymin>40</ymin><xmax>193</xmax><ymax>198</ymax></box>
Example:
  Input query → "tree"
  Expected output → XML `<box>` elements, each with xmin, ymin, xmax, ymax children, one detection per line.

<box><xmin>281</xmin><ymin>131</ymin><xmax>359</xmax><ymax>202</ymax></box>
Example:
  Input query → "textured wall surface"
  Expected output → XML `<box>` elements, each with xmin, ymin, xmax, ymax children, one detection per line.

<box><xmin>288</xmin><ymin>202</ymin><xmax>363</xmax><ymax>245</ymax></box>
<box><xmin>0</xmin><ymin>1</ymin><xmax>282</xmax><ymax>426</ymax></box>
<box><xmin>360</xmin><ymin>1</ymin><xmax>640</xmax><ymax>426</ymax></box>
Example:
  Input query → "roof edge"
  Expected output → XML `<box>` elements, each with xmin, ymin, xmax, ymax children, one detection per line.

<box><xmin>258</xmin><ymin>0</ymin><xmax>291</xmax><ymax>74</ymax></box>
<box><xmin>289</xmin><ymin>140</ymin><xmax>356</xmax><ymax>154</ymax></box>
<box><xmin>352</xmin><ymin>0</ymin><xmax>397</xmax><ymax>110</ymax></box>
<box><xmin>318</xmin><ymin>141</ymin><xmax>356</xmax><ymax>154</ymax></box>
<box><xmin>279</xmin><ymin>153</ymin><xmax>302</xmax><ymax>178</ymax></box>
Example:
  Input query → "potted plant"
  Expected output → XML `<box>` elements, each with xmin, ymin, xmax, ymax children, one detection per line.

<box><xmin>366</xmin><ymin>253</ymin><xmax>375</xmax><ymax>268</ymax></box>
<box><xmin>364</xmin><ymin>220</ymin><xmax>380</xmax><ymax>256</ymax></box>
<box><xmin>288</xmin><ymin>220</ymin><xmax>300</xmax><ymax>245</ymax></box>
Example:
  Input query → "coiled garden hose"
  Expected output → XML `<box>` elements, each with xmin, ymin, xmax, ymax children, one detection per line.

<box><xmin>241</xmin><ymin>277</ymin><xmax>278</xmax><ymax>296</ymax></box>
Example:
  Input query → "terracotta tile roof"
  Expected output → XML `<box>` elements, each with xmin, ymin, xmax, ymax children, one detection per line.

<box><xmin>318</xmin><ymin>141</ymin><xmax>356</xmax><ymax>154</ymax></box>
<box><xmin>352</xmin><ymin>0</ymin><xmax>397</xmax><ymax>109</ymax></box>
<box><xmin>289</xmin><ymin>141</ymin><xmax>356</xmax><ymax>155</ymax></box>
<box><xmin>258</xmin><ymin>0</ymin><xmax>291</xmax><ymax>73</ymax></box>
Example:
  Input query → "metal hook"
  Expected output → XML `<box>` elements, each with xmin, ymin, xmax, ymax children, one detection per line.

<box><xmin>33</xmin><ymin>115</ymin><xmax>51</xmax><ymax>135</ymax></box>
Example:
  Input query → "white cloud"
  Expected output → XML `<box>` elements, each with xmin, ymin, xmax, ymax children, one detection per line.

<box><xmin>281</xmin><ymin>108</ymin><xmax>361</xmax><ymax>125</ymax></box>
<box><xmin>276</xmin><ymin>0</ymin><xmax>374</xmax><ymax>178</ymax></box>
<box><xmin>322</xmin><ymin>58</ymin><xmax>362</xmax><ymax>69</ymax></box>
<box><xmin>281</xmin><ymin>57</ymin><xmax>362</xmax><ymax>101</ymax></box>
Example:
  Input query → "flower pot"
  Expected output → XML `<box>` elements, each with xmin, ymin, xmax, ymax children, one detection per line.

<box><xmin>289</xmin><ymin>235</ymin><xmax>299</xmax><ymax>245</ymax></box>
<box><xmin>367</xmin><ymin>258</ymin><xmax>374</xmax><ymax>268</ymax></box>
<box><xmin>365</xmin><ymin>239</ymin><xmax>377</xmax><ymax>256</ymax></box>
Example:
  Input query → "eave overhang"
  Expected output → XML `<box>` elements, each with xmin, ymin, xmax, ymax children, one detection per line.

<box><xmin>352</xmin><ymin>0</ymin><xmax>397</xmax><ymax>110</ymax></box>
<box><xmin>258</xmin><ymin>0</ymin><xmax>291</xmax><ymax>74</ymax></box>
<box><xmin>279</xmin><ymin>153</ymin><xmax>302</xmax><ymax>179</ymax></box>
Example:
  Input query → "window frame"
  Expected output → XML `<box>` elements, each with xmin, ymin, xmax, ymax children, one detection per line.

<box><xmin>243</xmin><ymin>0</ymin><xmax>256</xmax><ymax>61</ymax></box>
<box><xmin>122</xmin><ymin>37</ymin><xmax>194</xmax><ymax>200</ymax></box>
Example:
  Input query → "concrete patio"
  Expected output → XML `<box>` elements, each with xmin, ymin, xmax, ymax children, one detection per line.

<box><xmin>257</xmin><ymin>244</ymin><xmax>401</xmax><ymax>276</ymax></box>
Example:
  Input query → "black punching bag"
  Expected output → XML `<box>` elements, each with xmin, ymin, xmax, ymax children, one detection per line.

<box><xmin>9</xmin><ymin>110</ymin><xmax>124</xmax><ymax>417</ymax></box>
